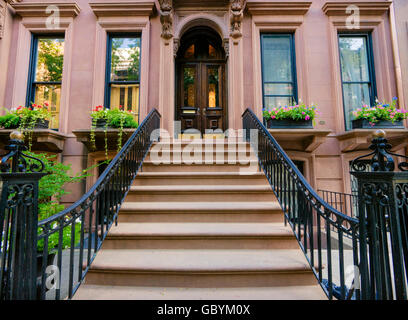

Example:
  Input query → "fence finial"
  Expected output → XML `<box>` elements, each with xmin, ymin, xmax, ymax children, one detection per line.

<box><xmin>351</xmin><ymin>129</ymin><xmax>408</xmax><ymax>172</ymax></box>
<box><xmin>0</xmin><ymin>131</ymin><xmax>45</xmax><ymax>173</ymax></box>
<box><xmin>373</xmin><ymin>129</ymin><xmax>386</xmax><ymax>139</ymax></box>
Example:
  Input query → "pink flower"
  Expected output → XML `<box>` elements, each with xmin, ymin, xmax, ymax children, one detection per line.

<box><xmin>305</xmin><ymin>115</ymin><xmax>310</xmax><ymax>121</ymax></box>
<box><xmin>272</xmin><ymin>116</ymin><xmax>276</xmax><ymax>119</ymax></box>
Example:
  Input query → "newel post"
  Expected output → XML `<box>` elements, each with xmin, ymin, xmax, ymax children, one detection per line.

<box><xmin>351</xmin><ymin>130</ymin><xmax>408</xmax><ymax>300</ymax></box>
<box><xmin>0</xmin><ymin>132</ymin><xmax>47</xmax><ymax>300</ymax></box>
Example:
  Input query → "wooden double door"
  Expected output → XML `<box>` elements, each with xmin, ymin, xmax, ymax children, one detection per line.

<box><xmin>177</xmin><ymin>62</ymin><xmax>226</xmax><ymax>135</ymax></box>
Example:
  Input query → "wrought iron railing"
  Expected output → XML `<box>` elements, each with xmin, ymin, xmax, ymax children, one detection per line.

<box><xmin>319</xmin><ymin>190</ymin><xmax>359</xmax><ymax>218</ymax></box>
<box><xmin>243</xmin><ymin>108</ymin><xmax>361</xmax><ymax>300</ymax></box>
<box><xmin>0</xmin><ymin>109</ymin><xmax>161</xmax><ymax>300</ymax></box>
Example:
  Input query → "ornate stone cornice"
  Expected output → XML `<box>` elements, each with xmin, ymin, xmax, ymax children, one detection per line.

<box><xmin>230</xmin><ymin>0</ymin><xmax>245</xmax><ymax>40</ymax></box>
<box><xmin>246</xmin><ymin>1</ymin><xmax>311</xmax><ymax>15</ymax></box>
<box><xmin>90</xmin><ymin>2</ymin><xmax>156</xmax><ymax>17</ymax></box>
<box><xmin>11</xmin><ymin>2</ymin><xmax>80</xmax><ymax>18</ymax></box>
<box><xmin>322</xmin><ymin>1</ymin><xmax>391</xmax><ymax>16</ymax></box>
<box><xmin>159</xmin><ymin>0</ymin><xmax>173</xmax><ymax>40</ymax></box>
<box><xmin>1</xmin><ymin>0</ymin><xmax>22</xmax><ymax>39</ymax></box>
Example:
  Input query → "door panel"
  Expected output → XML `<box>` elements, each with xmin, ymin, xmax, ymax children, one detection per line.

<box><xmin>179</xmin><ymin>64</ymin><xmax>202</xmax><ymax>133</ymax></box>
<box><xmin>177</xmin><ymin>63</ymin><xmax>225</xmax><ymax>134</ymax></box>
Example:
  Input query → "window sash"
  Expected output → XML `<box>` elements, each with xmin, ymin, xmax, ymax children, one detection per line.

<box><xmin>338</xmin><ymin>34</ymin><xmax>377</xmax><ymax>131</ymax></box>
<box><xmin>27</xmin><ymin>35</ymin><xmax>64</xmax><ymax>129</ymax></box>
<box><xmin>105</xmin><ymin>34</ymin><xmax>141</xmax><ymax>122</ymax></box>
<box><xmin>260</xmin><ymin>34</ymin><xmax>298</xmax><ymax>110</ymax></box>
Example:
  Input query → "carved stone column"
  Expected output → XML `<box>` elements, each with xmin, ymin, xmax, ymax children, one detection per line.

<box><xmin>0</xmin><ymin>0</ymin><xmax>21</xmax><ymax>39</ymax></box>
<box><xmin>158</xmin><ymin>0</ymin><xmax>175</xmax><ymax>134</ymax></box>
<box><xmin>228</xmin><ymin>0</ymin><xmax>246</xmax><ymax>129</ymax></box>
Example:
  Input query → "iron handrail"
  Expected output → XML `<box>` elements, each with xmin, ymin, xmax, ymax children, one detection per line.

<box><xmin>243</xmin><ymin>108</ymin><xmax>360</xmax><ymax>300</ymax></box>
<box><xmin>36</xmin><ymin>108</ymin><xmax>161</xmax><ymax>300</ymax></box>
<box><xmin>318</xmin><ymin>189</ymin><xmax>359</xmax><ymax>218</ymax></box>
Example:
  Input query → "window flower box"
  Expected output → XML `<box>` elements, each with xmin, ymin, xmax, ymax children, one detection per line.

<box><xmin>266</xmin><ymin>118</ymin><xmax>313</xmax><ymax>129</ymax></box>
<box><xmin>0</xmin><ymin>104</ymin><xmax>51</xmax><ymax>130</ymax></box>
<box><xmin>352</xmin><ymin>119</ymin><xmax>404</xmax><ymax>129</ymax></box>
<box><xmin>351</xmin><ymin>98</ymin><xmax>407</xmax><ymax>129</ymax></box>
<box><xmin>263</xmin><ymin>102</ymin><xmax>317</xmax><ymax>129</ymax></box>
<box><xmin>90</xmin><ymin>106</ymin><xmax>139</xmax><ymax>153</ymax></box>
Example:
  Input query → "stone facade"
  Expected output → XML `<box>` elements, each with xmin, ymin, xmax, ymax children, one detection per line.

<box><xmin>0</xmin><ymin>0</ymin><xmax>406</xmax><ymax>207</ymax></box>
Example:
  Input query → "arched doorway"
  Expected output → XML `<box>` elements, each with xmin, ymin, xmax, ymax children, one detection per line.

<box><xmin>175</xmin><ymin>27</ymin><xmax>227</xmax><ymax>135</ymax></box>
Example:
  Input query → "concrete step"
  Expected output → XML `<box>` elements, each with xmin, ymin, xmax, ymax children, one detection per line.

<box><xmin>102</xmin><ymin>222</ymin><xmax>298</xmax><ymax>249</ymax></box>
<box><xmin>151</xmin><ymin>140</ymin><xmax>252</xmax><ymax>151</ymax></box>
<box><xmin>84</xmin><ymin>249</ymin><xmax>318</xmax><ymax>287</ymax></box>
<box><xmin>145</xmin><ymin>150</ymin><xmax>258</xmax><ymax>162</ymax></box>
<box><xmin>141</xmin><ymin>161</ymin><xmax>260</xmax><ymax>173</ymax></box>
<box><xmin>125</xmin><ymin>185</ymin><xmax>275</xmax><ymax>202</ymax></box>
<box><xmin>73</xmin><ymin>285</ymin><xmax>327</xmax><ymax>300</ymax></box>
<box><xmin>118</xmin><ymin>201</ymin><xmax>283</xmax><ymax>223</ymax></box>
<box><xmin>133</xmin><ymin>172</ymin><xmax>269</xmax><ymax>186</ymax></box>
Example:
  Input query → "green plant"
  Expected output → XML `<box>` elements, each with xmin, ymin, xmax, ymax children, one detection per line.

<box><xmin>351</xmin><ymin>97</ymin><xmax>408</xmax><ymax>126</ymax></box>
<box><xmin>24</xmin><ymin>151</ymin><xmax>95</xmax><ymax>254</ymax></box>
<box><xmin>90</xmin><ymin>106</ymin><xmax>138</xmax><ymax>154</ymax></box>
<box><xmin>263</xmin><ymin>101</ymin><xmax>318</xmax><ymax>122</ymax></box>
<box><xmin>0</xmin><ymin>111</ymin><xmax>20</xmax><ymax>129</ymax></box>
<box><xmin>107</xmin><ymin>108</ymin><xmax>138</xmax><ymax>151</ymax></box>
<box><xmin>1</xmin><ymin>104</ymin><xmax>52</xmax><ymax>150</ymax></box>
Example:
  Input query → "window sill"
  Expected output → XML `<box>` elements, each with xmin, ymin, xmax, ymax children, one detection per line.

<box><xmin>73</xmin><ymin>128</ymin><xmax>137</xmax><ymax>153</ymax></box>
<box><xmin>336</xmin><ymin>129</ymin><xmax>408</xmax><ymax>153</ymax></box>
<box><xmin>267</xmin><ymin>129</ymin><xmax>332</xmax><ymax>152</ymax></box>
<box><xmin>0</xmin><ymin>129</ymin><xmax>68</xmax><ymax>153</ymax></box>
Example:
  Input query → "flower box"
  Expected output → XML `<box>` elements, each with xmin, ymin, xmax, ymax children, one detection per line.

<box><xmin>266</xmin><ymin>118</ymin><xmax>313</xmax><ymax>129</ymax></box>
<box><xmin>351</xmin><ymin>98</ymin><xmax>407</xmax><ymax>130</ymax></box>
<box><xmin>34</xmin><ymin>119</ymin><xmax>50</xmax><ymax>129</ymax></box>
<box><xmin>94</xmin><ymin>118</ymin><xmax>108</xmax><ymax>128</ymax></box>
<box><xmin>351</xmin><ymin>119</ymin><xmax>404</xmax><ymax>129</ymax></box>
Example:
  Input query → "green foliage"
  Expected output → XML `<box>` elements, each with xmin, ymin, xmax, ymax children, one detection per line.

<box><xmin>107</xmin><ymin>109</ymin><xmax>138</xmax><ymax>129</ymax></box>
<box><xmin>263</xmin><ymin>102</ymin><xmax>318</xmax><ymax>122</ymax></box>
<box><xmin>0</xmin><ymin>112</ymin><xmax>20</xmax><ymax>129</ymax></box>
<box><xmin>1</xmin><ymin>104</ymin><xmax>52</xmax><ymax>150</ymax></box>
<box><xmin>90</xmin><ymin>106</ymin><xmax>138</xmax><ymax>153</ymax></box>
<box><xmin>24</xmin><ymin>151</ymin><xmax>95</xmax><ymax>253</ymax></box>
<box><xmin>351</xmin><ymin>98</ymin><xmax>408</xmax><ymax>125</ymax></box>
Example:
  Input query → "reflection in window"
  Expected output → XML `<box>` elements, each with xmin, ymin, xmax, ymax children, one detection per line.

<box><xmin>261</xmin><ymin>34</ymin><xmax>297</xmax><ymax>111</ymax></box>
<box><xmin>106</xmin><ymin>35</ymin><xmax>141</xmax><ymax>119</ymax></box>
<box><xmin>209</xmin><ymin>45</ymin><xmax>217</xmax><ymax>58</ymax></box>
<box><xmin>184</xmin><ymin>45</ymin><xmax>195</xmax><ymax>59</ymax></box>
<box><xmin>208</xmin><ymin>67</ymin><xmax>219</xmax><ymax>108</ymax></box>
<box><xmin>183</xmin><ymin>67</ymin><xmax>196</xmax><ymax>107</ymax></box>
<box><xmin>28</xmin><ymin>36</ymin><xmax>65</xmax><ymax>129</ymax></box>
<box><xmin>339</xmin><ymin>35</ymin><xmax>376</xmax><ymax>130</ymax></box>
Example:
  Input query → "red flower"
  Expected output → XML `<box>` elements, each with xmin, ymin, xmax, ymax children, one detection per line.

<box><xmin>44</xmin><ymin>101</ymin><xmax>49</xmax><ymax>107</ymax></box>
<box><xmin>17</xmin><ymin>106</ymin><xmax>22</xmax><ymax>110</ymax></box>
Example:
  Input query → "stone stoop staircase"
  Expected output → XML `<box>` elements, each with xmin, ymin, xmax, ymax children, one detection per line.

<box><xmin>74</xmin><ymin>140</ymin><xmax>326</xmax><ymax>300</ymax></box>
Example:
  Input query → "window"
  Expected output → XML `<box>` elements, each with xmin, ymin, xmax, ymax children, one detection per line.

<box><xmin>105</xmin><ymin>34</ymin><xmax>141</xmax><ymax>121</ymax></box>
<box><xmin>27</xmin><ymin>35</ymin><xmax>65</xmax><ymax>129</ymax></box>
<box><xmin>338</xmin><ymin>34</ymin><xmax>377</xmax><ymax>130</ymax></box>
<box><xmin>261</xmin><ymin>34</ymin><xmax>297</xmax><ymax>112</ymax></box>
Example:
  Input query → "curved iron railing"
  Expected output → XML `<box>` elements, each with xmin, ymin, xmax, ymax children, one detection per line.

<box><xmin>319</xmin><ymin>189</ymin><xmax>359</xmax><ymax>219</ymax></box>
<box><xmin>243</xmin><ymin>108</ymin><xmax>360</xmax><ymax>300</ymax></box>
<box><xmin>36</xmin><ymin>109</ymin><xmax>161</xmax><ymax>300</ymax></box>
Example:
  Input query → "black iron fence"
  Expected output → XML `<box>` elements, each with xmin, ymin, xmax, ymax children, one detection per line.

<box><xmin>319</xmin><ymin>190</ymin><xmax>359</xmax><ymax>218</ymax></box>
<box><xmin>243</xmin><ymin>108</ymin><xmax>408</xmax><ymax>300</ymax></box>
<box><xmin>0</xmin><ymin>109</ymin><xmax>161</xmax><ymax>300</ymax></box>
